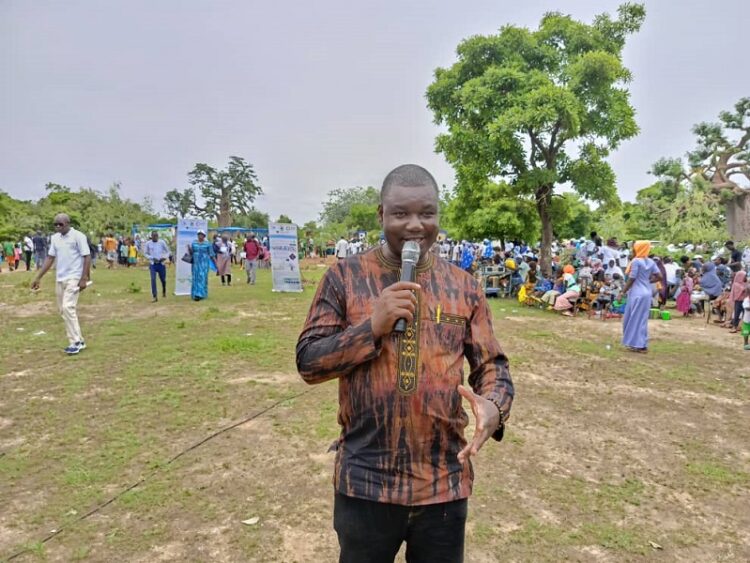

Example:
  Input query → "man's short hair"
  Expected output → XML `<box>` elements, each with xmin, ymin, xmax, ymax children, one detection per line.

<box><xmin>381</xmin><ymin>164</ymin><xmax>439</xmax><ymax>201</ymax></box>
<box><xmin>725</xmin><ymin>240</ymin><xmax>735</xmax><ymax>247</ymax></box>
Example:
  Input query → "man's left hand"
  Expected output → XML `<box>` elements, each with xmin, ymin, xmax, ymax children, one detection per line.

<box><xmin>78</xmin><ymin>278</ymin><xmax>89</xmax><ymax>292</ymax></box>
<box><xmin>457</xmin><ymin>385</ymin><xmax>500</xmax><ymax>465</ymax></box>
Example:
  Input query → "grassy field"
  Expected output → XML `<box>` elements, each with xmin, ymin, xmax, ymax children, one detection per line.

<box><xmin>1</xmin><ymin>261</ymin><xmax>748</xmax><ymax>562</ymax></box>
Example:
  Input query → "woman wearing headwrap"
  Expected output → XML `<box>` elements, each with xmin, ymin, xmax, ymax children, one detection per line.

<box><xmin>553</xmin><ymin>271</ymin><xmax>581</xmax><ymax>315</ymax></box>
<box><xmin>619</xmin><ymin>241</ymin><xmax>662</xmax><ymax>352</ymax></box>
<box><xmin>699</xmin><ymin>262</ymin><xmax>723</xmax><ymax>301</ymax></box>
<box><xmin>728</xmin><ymin>270</ymin><xmax>747</xmax><ymax>332</ymax></box>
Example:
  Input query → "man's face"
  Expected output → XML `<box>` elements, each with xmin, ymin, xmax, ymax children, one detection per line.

<box><xmin>378</xmin><ymin>184</ymin><xmax>439</xmax><ymax>261</ymax></box>
<box><xmin>151</xmin><ymin>232</ymin><xmax>158</xmax><ymax>242</ymax></box>
<box><xmin>53</xmin><ymin>216</ymin><xmax>70</xmax><ymax>235</ymax></box>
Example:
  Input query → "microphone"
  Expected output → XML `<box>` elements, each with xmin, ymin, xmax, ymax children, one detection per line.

<box><xmin>393</xmin><ymin>240</ymin><xmax>421</xmax><ymax>333</ymax></box>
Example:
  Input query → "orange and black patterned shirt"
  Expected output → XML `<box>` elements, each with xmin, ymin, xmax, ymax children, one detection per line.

<box><xmin>296</xmin><ymin>247</ymin><xmax>514</xmax><ymax>506</ymax></box>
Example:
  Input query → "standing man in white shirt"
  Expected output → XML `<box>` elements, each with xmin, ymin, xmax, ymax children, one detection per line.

<box><xmin>336</xmin><ymin>236</ymin><xmax>349</xmax><ymax>260</ymax></box>
<box><xmin>31</xmin><ymin>213</ymin><xmax>91</xmax><ymax>355</ymax></box>
<box><xmin>144</xmin><ymin>230</ymin><xmax>170</xmax><ymax>302</ymax></box>
<box><xmin>23</xmin><ymin>233</ymin><xmax>34</xmax><ymax>271</ymax></box>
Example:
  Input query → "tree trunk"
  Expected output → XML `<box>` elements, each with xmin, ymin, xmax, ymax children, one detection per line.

<box><xmin>536</xmin><ymin>185</ymin><xmax>554</xmax><ymax>277</ymax></box>
<box><xmin>726</xmin><ymin>190</ymin><xmax>750</xmax><ymax>241</ymax></box>
<box><xmin>218</xmin><ymin>190</ymin><xmax>232</xmax><ymax>227</ymax></box>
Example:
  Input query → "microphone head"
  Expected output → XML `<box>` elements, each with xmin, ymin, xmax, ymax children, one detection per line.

<box><xmin>401</xmin><ymin>240</ymin><xmax>421</xmax><ymax>264</ymax></box>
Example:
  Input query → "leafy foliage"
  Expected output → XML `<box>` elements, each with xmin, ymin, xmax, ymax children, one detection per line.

<box><xmin>232</xmin><ymin>208</ymin><xmax>270</xmax><ymax>230</ymax></box>
<box><xmin>319</xmin><ymin>186</ymin><xmax>379</xmax><ymax>227</ymax></box>
<box><xmin>426</xmin><ymin>3</ymin><xmax>645</xmax><ymax>273</ymax></box>
<box><xmin>164</xmin><ymin>156</ymin><xmax>263</xmax><ymax>227</ymax></box>
<box><xmin>444</xmin><ymin>180</ymin><xmax>538</xmax><ymax>242</ymax></box>
<box><xmin>0</xmin><ymin>183</ymin><xmax>162</xmax><ymax>240</ymax></box>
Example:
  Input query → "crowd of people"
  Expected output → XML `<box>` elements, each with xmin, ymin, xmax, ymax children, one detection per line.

<box><xmin>432</xmin><ymin>233</ymin><xmax>750</xmax><ymax>352</ymax></box>
<box><xmin>7</xmin><ymin>221</ymin><xmax>750</xmax><ymax>356</ymax></box>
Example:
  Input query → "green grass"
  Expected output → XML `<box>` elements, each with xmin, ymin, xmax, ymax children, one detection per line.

<box><xmin>1</xmin><ymin>264</ymin><xmax>748</xmax><ymax>561</ymax></box>
<box><xmin>686</xmin><ymin>461</ymin><xmax>750</xmax><ymax>486</ymax></box>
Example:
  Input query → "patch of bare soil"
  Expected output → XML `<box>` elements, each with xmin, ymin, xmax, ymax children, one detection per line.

<box><xmin>3</xmin><ymin>308</ymin><xmax>748</xmax><ymax>562</ymax></box>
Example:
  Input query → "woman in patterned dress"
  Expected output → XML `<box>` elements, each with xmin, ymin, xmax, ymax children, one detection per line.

<box><xmin>188</xmin><ymin>230</ymin><xmax>216</xmax><ymax>301</ymax></box>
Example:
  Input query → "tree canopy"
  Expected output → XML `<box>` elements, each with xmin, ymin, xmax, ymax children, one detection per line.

<box><xmin>0</xmin><ymin>183</ymin><xmax>161</xmax><ymax>240</ymax></box>
<box><xmin>164</xmin><ymin>156</ymin><xmax>262</xmax><ymax>227</ymax></box>
<box><xmin>685</xmin><ymin>98</ymin><xmax>749</xmax><ymax>239</ymax></box>
<box><xmin>319</xmin><ymin>186</ymin><xmax>379</xmax><ymax>227</ymax></box>
<box><xmin>426</xmin><ymin>3</ymin><xmax>645</xmax><ymax>273</ymax></box>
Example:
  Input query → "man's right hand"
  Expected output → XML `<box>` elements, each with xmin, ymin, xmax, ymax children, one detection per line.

<box><xmin>31</xmin><ymin>279</ymin><xmax>40</xmax><ymax>290</ymax></box>
<box><xmin>370</xmin><ymin>281</ymin><xmax>421</xmax><ymax>339</ymax></box>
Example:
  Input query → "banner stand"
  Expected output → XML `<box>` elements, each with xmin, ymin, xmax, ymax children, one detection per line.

<box><xmin>175</xmin><ymin>218</ymin><xmax>208</xmax><ymax>296</ymax></box>
<box><xmin>269</xmin><ymin>222</ymin><xmax>303</xmax><ymax>292</ymax></box>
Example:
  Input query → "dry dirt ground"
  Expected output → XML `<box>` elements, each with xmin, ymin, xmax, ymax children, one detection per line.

<box><xmin>0</xmin><ymin>266</ymin><xmax>748</xmax><ymax>562</ymax></box>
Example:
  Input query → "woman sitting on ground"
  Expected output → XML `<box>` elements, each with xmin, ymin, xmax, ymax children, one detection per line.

<box><xmin>541</xmin><ymin>269</ymin><xmax>569</xmax><ymax>307</ymax></box>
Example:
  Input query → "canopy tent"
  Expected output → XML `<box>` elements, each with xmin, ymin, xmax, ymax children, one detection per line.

<box><xmin>207</xmin><ymin>227</ymin><xmax>269</xmax><ymax>237</ymax></box>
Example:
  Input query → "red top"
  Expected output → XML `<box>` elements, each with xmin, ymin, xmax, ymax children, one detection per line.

<box><xmin>244</xmin><ymin>239</ymin><xmax>262</xmax><ymax>260</ymax></box>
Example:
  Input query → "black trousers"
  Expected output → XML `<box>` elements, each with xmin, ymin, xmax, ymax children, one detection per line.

<box><xmin>333</xmin><ymin>492</ymin><xmax>467</xmax><ymax>563</ymax></box>
<box><xmin>732</xmin><ymin>299</ymin><xmax>744</xmax><ymax>328</ymax></box>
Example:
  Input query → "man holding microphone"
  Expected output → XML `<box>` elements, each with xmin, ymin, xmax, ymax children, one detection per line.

<box><xmin>297</xmin><ymin>164</ymin><xmax>514</xmax><ymax>563</ymax></box>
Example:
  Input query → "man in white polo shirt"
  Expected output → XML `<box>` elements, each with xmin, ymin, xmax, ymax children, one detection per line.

<box><xmin>31</xmin><ymin>213</ymin><xmax>91</xmax><ymax>355</ymax></box>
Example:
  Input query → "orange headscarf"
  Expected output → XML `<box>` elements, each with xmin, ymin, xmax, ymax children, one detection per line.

<box><xmin>625</xmin><ymin>240</ymin><xmax>651</xmax><ymax>275</ymax></box>
<box><xmin>563</xmin><ymin>264</ymin><xmax>575</xmax><ymax>275</ymax></box>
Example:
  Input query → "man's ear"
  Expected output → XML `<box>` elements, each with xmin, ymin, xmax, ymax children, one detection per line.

<box><xmin>377</xmin><ymin>204</ymin><xmax>384</xmax><ymax>226</ymax></box>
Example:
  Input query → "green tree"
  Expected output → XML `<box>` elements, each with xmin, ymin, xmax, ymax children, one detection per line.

<box><xmin>301</xmin><ymin>220</ymin><xmax>319</xmax><ymax>237</ymax></box>
<box><xmin>319</xmin><ymin>186</ymin><xmax>379</xmax><ymax>226</ymax></box>
<box><xmin>345</xmin><ymin>202</ymin><xmax>380</xmax><ymax>233</ymax></box>
<box><xmin>164</xmin><ymin>156</ymin><xmax>262</xmax><ymax>227</ymax></box>
<box><xmin>233</xmin><ymin>208</ymin><xmax>270</xmax><ymax>230</ymax></box>
<box><xmin>646</xmin><ymin>161</ymin><xmax>725</xmax><ymax>243</ymax></box>
<box><xmin>684</xmin><ymin>98</ymin><xmax>750</xmax><ymax>239</ymax></box>
<box><xmin>163</xmin><ymin>188</ymin><xmax>195</xmax><ymax>219</ymax></box>
<box><xmin>549</xmin><ymin>192</ymin><xmax>592</xmax><ymax>239</ymax></box>
<box><xmin>0</xmin><ymin>183</ymin><xmax>163</xmax><ymax>239</ymax></box>
<box><xmin>444</xmin><ymin>180</ymin><xmax>538</xmax><ymax>242</ymax></box>
<box><xmin>276</xmin><ymin>214</ymin><xmax>293</xmax><ymax>224</ymax></box>
<box><xmin>426</xmin><ymin>3</ymin><xmax>645</xmax><ymax>274</ymax></box>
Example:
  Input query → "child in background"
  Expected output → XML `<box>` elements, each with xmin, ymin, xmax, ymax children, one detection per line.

<box><xmin>14</xmin><ymin>243</ymin><xmax>22</xmax><ymax>270</ymax></box>
<box><xmin>676</xmin><ymin>270</ymin><xmax>694</xmax><ymax>316</ymax></box>
<box><xmin>127</xmin><ymin>240</ymin><xmax>137</xmax><ymax>267</ymax></box>
<box><xmin>742</xmin><ymin>286</ymin><xmax>750</xmax><ymax>351</ymax></box>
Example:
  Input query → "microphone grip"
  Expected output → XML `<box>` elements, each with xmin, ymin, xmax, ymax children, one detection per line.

<box><xmin>392</xmin><ymin>260</ymin><xmax>417</xmax><ymax>334</ymax></box>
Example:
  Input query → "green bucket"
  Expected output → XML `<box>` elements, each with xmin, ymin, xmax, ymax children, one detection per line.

<box><xmin>661</xmin><ymin>311</ymin><xmax>671</xmax><ymax>321</ymax></box>
<box><xmin>649</xmin><ymin>308</ymin><xmax>660</xmax><ymax>319</ymax></box>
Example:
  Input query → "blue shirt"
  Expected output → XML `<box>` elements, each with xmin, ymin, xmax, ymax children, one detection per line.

<box><xmin>144</xmin><ymin>239</ymin><xmax>170</xmax><ymax>264</ymax></box>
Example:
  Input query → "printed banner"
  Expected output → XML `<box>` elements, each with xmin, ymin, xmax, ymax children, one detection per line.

<box><xmin>175</xmin><ymin>218</ymin><xmax>208</xmax><ymax>296</ymax></box>
<box><xmin>269</xmin><ymin>222</ymin><xmax>303</xmax><ymax>292</ymax></box>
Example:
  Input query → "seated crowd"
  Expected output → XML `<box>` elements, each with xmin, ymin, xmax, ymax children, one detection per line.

<box><xmin>438</xmin><ymin>236</ymin><xmax>750</xmax><ymax>336</ymax></box>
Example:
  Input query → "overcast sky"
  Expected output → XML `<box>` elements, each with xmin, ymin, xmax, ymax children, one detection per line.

<box><xmin>1</xmin><ymin>0</ymin><xmax>748</xmax><ymax>224</ymax></box>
